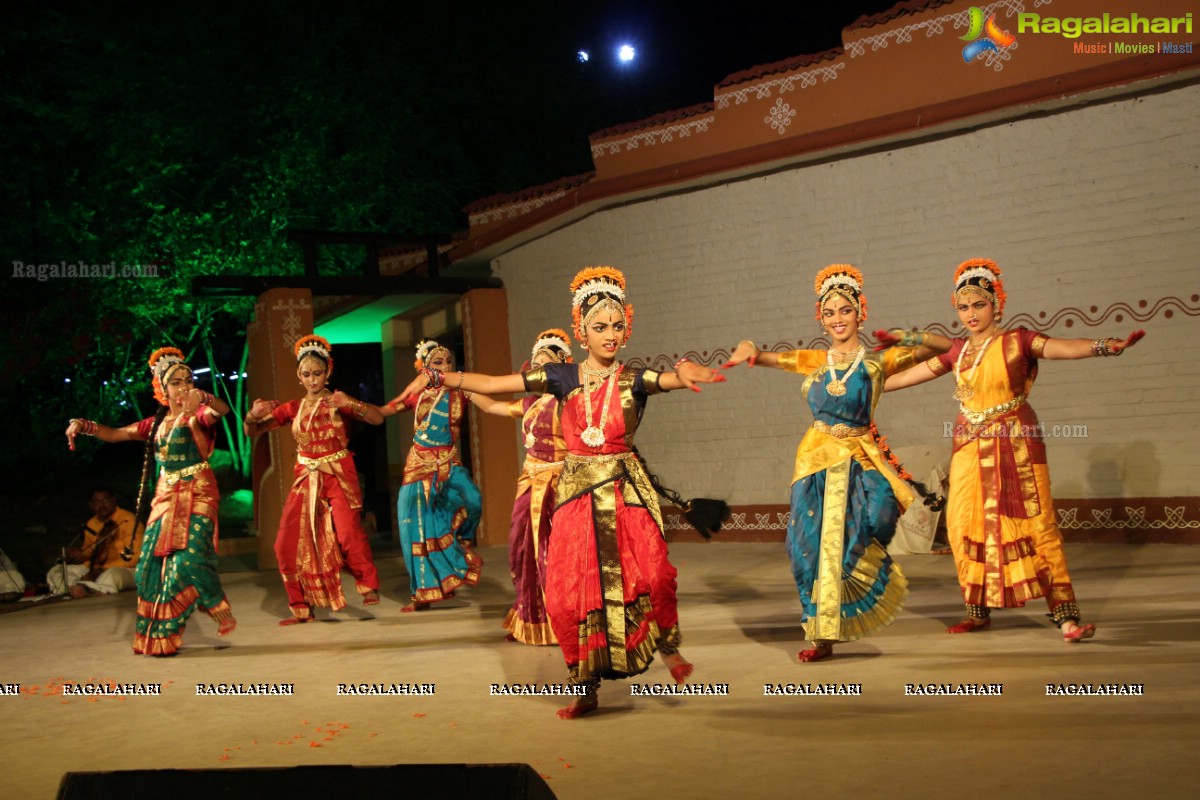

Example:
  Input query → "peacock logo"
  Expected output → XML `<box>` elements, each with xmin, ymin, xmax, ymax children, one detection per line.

<box><xmin>961</xmin><ymin>6</ymin><xmax>1017</xmax><ymax>63</ymax></box>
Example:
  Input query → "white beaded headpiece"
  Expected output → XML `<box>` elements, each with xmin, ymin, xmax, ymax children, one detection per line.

<box><xmin>296</xmin><ymin>342</ymin><xmax>330</xmax><ymax>362</ymax></box>
<box><xmin>414</xmin><ymin>339</ymin><xmax>448</xmax><ymax>366</ymax></box>
<box><xmin>153</xmin><ymin>352</ymin><xmax>186</xmax><ymax>383</ymax></box>
<box><xmin>572</xmin><ymin>277</ymin><xmax>625</xmax><ymax>310</ymax></box>
<box><xmin>531</xmin><ymin>333</ymin><xmax>571</xmax><ymax>361</ymax></box>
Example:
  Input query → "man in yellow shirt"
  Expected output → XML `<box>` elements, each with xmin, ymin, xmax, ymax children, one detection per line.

<box><xmin>48</xmin><ymin>487</ymin><xmax>143</xmax><ymax>597</ymax></box>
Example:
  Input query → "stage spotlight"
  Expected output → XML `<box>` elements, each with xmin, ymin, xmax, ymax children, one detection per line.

<box><xmin>617</xmin><ymin>43</ymin><xmax>636</xmax><ymax>63</ymax></box>
<box><xmin>577</xmin><ymin>50</ymin><xmax>589</xmax><ymax>62</ymax></box>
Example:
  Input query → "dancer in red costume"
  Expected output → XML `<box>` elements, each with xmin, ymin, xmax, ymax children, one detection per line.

<box><xmin>396</xmin><ymin>267</ymin><xmax>726</xmax><ymax>717</ymax></box>
<box><xmin>884</xmin><ymin>258</ymin><xmax>1143</xmax><ymax>642</ymax></box>
<box><xmin>66</xmin><ymin>347</ymin><xmax>236</xmax><ymax>655</ymax></box>
<box><xmin>245</xmin><ymin>335</ymin><xmax>384</xmax><ymax>624</ymax></box>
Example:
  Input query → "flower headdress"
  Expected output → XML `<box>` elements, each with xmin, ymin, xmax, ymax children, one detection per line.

<box><xmin>294</xmin><ymin>334</ymin><xmax>334</xmax><ymax>375</ymax></box>
<box><xmin>413</xmin><ymin>338</ymin><xmax>450</xmax><ymax>370</ymax></box>
<box><xmin>531</xmin><ymin>328</ymin><xmax>573</xmax><ymax>364</ymax></box>
<box><xmin>148</xmin><ymin>346</ymin><xmax>188</xmax><ymax>406</ymax></box>
<box><xmin>952</xmin><ymin>258</ymin><xmax>1006</xmax><ymax>317</ymax></box>
<box><xmin>813</xmin><ymin>264</ymin><xmax>868</xmax><ymax>323</ymax></box>
<box><xmin>570</xmin><ymin>266</ymin><xmax>633</xmax><ymax>344</ymax></box>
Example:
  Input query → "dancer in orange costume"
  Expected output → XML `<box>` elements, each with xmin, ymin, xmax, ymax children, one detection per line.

<box><xmin>884</xmin><ymin>258</ymin><xmax>1143</xmax><ymax>641</ymax></box>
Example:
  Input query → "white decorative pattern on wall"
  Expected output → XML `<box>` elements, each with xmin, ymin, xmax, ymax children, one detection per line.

<box><xmin>468</xmin><ymin>190</ymin><xmax>568</xmax><ymax>227</ymax></box>
<box><xmin>845</xmin><ymin>0</ymin><xmax>1050</xmax><ymax>72</ymax></box>
<box><xmin>715</xmin><ymin>63</ymin><xmax>845</xmax><ymax>109</ymax></box>
<box><xmin>590</xmin><ymin>116</ymin><xmax>716</xmax><ymax>159</ymax></box>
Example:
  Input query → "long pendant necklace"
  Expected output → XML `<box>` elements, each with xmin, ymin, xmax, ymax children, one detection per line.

<box><xmin>825</xmin><ymin>346</ymin><xmax>865</xmax><ymax>397</ymax></box>
<box><xmin>580</xmin><ymin>362</ymin><xmax>619</xmax><ymax>448</ymax></box>
<box><xmin>417</xmin><ymin>387</ymin><xmax>446</xmax><ymax>433</ymax></box>
<box><xmin>953</xmin><ymin>336</ymin><xmax>993</xmax><ymax>402</ymax></box>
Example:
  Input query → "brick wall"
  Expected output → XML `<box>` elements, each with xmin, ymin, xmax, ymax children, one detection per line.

<box><xmin>494</xmin><ymin>84</ymin><xmax>1200</xmax><ymax>516</ymax></box>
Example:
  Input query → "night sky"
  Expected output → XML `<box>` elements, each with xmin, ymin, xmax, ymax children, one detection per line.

<box><xmin>3</xmin><ymin>0</ymin><xmax>905</xmax><ymax>219</ymax></box>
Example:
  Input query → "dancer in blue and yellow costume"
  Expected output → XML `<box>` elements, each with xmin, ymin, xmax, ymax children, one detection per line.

<box><xmin>725</xmin><ymin>265</ymin><xmax>948</xmax><ymax>662</ymax></box>
<box><xmin>380</xmin><ymin>339</ymin><xmax>482</xmax><ymax>612</ymax></box>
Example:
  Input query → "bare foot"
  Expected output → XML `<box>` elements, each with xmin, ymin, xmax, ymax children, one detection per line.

<box><xmin>504</xmin><ymin>632</ymin><xmax>518</xmax><ymax>642</ymax></box>
<box><xmin>557</xmin><ymin>688</ymin><xmax>599</xmax><ymax>719</ymax></box>
<box><xmin>278</xmin><ymin>616</ymin><xmax>310</xmax><ymax>627</ymax></box>
<box><xmin>663</xmin><ymin>652</ymin><xmax>693</xmax><ymax>683</ymax></box>
<box><xmin>69</xmin><ymin>585</ymin><xmax>91</xmax><ymax>599</ymax></box>
<box><xmin>400</xmin><ymin>601</ymin><xmax>430</xmax><ymax>613</ymax></box>
<box><xmin>217</xmin><ymin>616</ymin><xmax>237</xmax><ymax>636</ymax></box>
<box><xmin>362</xmin><ymin>590</ymin><xmax>380</xmax><ymax>606</ymax></box>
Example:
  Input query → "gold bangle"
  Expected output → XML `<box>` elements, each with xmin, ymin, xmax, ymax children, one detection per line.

<box><xmin>455</xmin><ymin>370</ymin><xmax>465</xmax><ymax>389</ymax></box>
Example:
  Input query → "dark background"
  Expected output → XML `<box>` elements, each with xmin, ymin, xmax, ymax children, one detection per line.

<box><xmin>0</xmin><ymin>0</ymin><xmax>903</xmax><ymax>578</ymax></box>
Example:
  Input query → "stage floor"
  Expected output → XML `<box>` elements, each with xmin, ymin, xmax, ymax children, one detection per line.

<box><xmin>2</xmin><ymin>541</ymin><xmax>1198</xmax><ymax>799</ymax></box>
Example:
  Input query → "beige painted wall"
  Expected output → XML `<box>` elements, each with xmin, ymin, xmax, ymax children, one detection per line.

<box><xmin>493</xmin><ymin>82</ymin><xmax>1200</xmax><ymax>508</ymax></box>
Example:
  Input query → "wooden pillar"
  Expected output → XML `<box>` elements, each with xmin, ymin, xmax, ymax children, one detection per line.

<box><xmin>461</xmin><ymin>288</ymin><xmax>518</xmax><ymax>547</ymax></box>
<box><xmin>246</xmin><ymin>288</ymin><xmax>313</xmax><ymax>570</ymax></box>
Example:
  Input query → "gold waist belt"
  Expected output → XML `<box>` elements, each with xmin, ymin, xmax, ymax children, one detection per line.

<box><xmin>525</xmin><ymin>457</ymin><xmax>565</xmax><ymax>474</ymax></box>
<box><xmin>298</xmin><ymin>449</ymin><xmax>350</xmax><ymax>470</ymax></box>
<box><xmin>565</xmin><ymin>451</ymin><xmax>635</xmax><ymax>466</ymax></box>
<box><xmin>812</xmin><ymin>420</ymin><xmax>870</xmax><ymax>439</ymax></box>
<box><xmin>960</xmin><ymin>395</ymin><xmax>1026</xmax><ymax>426</ymax></box>
<box><xmin>163</xmin><ymin>461</ymin><xmax>209</xmax><ymax>486</ymax></box>
<box><xmin>411</xmin><ymin>446</ymin><xmax>456</xmax><ymax>466</ymax></box>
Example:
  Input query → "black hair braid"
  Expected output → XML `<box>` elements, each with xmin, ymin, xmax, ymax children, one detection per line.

<box><xmin>134</xmin><ymin>406</ymin><xmax>169</xmax><ymax>524</ymax></box>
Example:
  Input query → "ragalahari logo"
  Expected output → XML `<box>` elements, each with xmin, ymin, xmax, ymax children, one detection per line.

<box><xmin>961</xmin><ymin>6</ymin><xmax>1017</xmax><ymax>63</ymax></box>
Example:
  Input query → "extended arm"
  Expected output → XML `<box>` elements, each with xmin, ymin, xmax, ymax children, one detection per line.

<box><xmin>722</xmin><ymin>340</ymin><xmax>786</xmax><ymax>370</ymax></box>
<box><xmin>873</xmin><ymin>328</ymin><xmax>954</xmax><ymax>362</ymax></box>
<box><xmin>657</xmin><ymin>360</ymin><xmax>728</xmax><ymax>393</ymax></box>
<box><xmin>884</xmin><ymin>360</ymin><xmax>945</xmax><ymax>392</ymax></box>
<box><xmin>468</xmin><ymin>392</ymin><xmax>519</xmax><ymax>417</ymax></box>
<box><xmin>65</xmin><ymin>418</ymin><xmax>142</xmax><ymax>449</ymax></box>
<box><xmin>394</xmin><ymin>370</ymin><xmax>528</xmax><ymax>406</ymax></box>
<box><xmin>1041</xmin><ymin>330</ymin><xmax>1144</xmax><ymax>360</ymax></box>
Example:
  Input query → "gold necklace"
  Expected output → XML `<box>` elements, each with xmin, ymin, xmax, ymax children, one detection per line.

<box><xmin>825</xmin><ymin>346</ymin><xmax>864</xmax><ymax>397</ymax></box>
<box><xmin>953</xmin><ymin>336</ymin><xmax>993</xmax><ymax>401</ymax></box>
<box><xmin>417</xmin><ymin>386</ymin><xmax>446</xmax><ymax>433</ymax></box>
<box><xmin>579</xmin><ymin>362</ymin><xmax>618</xmax><ymax>448</ymax></box>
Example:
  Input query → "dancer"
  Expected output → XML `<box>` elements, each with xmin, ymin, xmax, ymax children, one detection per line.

<box><xmin>883</xmin><ymin>258</ymin><xmax>1143</xmax><ymax>641</ymax></box>
<box><xmin>468</xmin><ymin>328</ymin><xmax>573</xmax><ymax>645</ymax></box>
<box><xmin>244</xmin><ymin>335</ymin><xmax>384</xmax><ymax>625</ymax></box>
<box><xmin>724</xmin><ymin>264</ymin><xmax>948</xmax><ymax>662</ymax></box>
<box><xmin>65</xmin><ymin>347</ymin><xmax>235</xmax><ymax>656</ymax></box>
<box><xmin>395</xmin><ymin>267</ymin><xmax>727</xmax><ymax>718</ymax></box>
<box><xmin>380</xmin><ymin>339</ymin><xmax>483</xmax><ymax>612</ymax></box>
